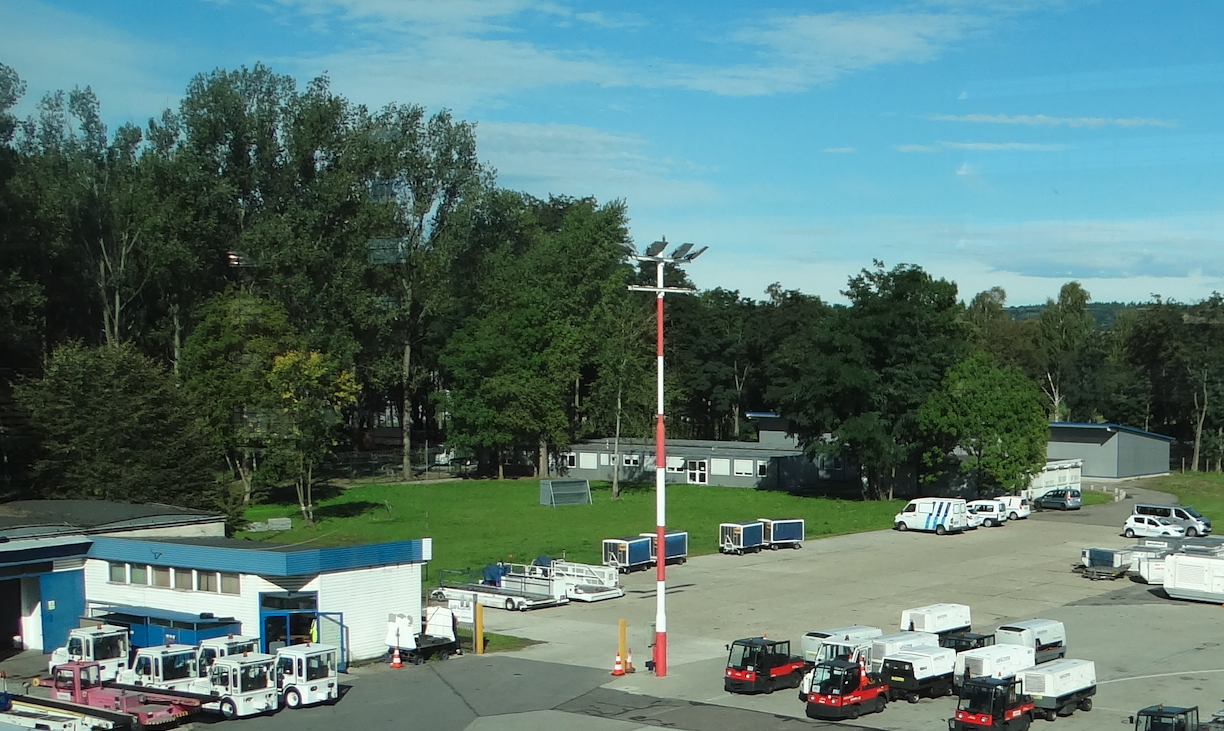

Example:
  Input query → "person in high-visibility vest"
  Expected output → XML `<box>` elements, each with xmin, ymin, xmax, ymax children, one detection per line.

<box><xmin>310</xmin><ymin>619</ymin><xmax>318</xmax><ymax>643</ymax></box>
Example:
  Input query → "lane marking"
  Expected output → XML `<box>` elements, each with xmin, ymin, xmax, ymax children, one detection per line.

<box><xmin>1100</xmin><ymin>668</ymin><xmax>1224</xmax><ymax>684</ymax></box>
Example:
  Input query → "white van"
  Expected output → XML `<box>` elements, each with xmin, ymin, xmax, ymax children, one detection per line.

<box><xmin>894</xmin><ymin>498</ymin><xmax>968</xmax><ymax>535</ymax></box>
<box><xmin>1133</xmin><ymin>504</ymin><xmax>1212</xmax><ymax>537</ymax></box>
<box><xmin>998</xmin><ymin>496</ymin><xmax>1031</xmax><ymax>521</ymax></box>
<box><xmin>967</xmin><ymin>500</ymin><xmax>1008</xmax><ymax>528</ymax></box>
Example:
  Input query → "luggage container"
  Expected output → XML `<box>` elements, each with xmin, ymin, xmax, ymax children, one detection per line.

<box><xmin>868</xmin><ymin>631</ymin><xmax>939</xmax><ymax>673</ymax></box>
<box><xmin>953</xmin><ymin>644</ymin><xmax>1036</xmax><ymax>689</ymax></box>
<box><xmin>719</xmin><ymin>521</ymin><xmax>765</xmax><ymax>554</ymax></box>
<box><xmin>996</xmin><ymin>619</ymin><xmax>1067</xmax><ymax>664</ymax></box>
<box><xmin>602</xmin><ymin>535</ymin><xmax>653</xmax><ymax>573</ymax></box>
<box><xmin>759</xmin><ymin>518</ymin><xmax>805</xmax><ymax>549</ymax></box>
<box><xmin>1163</xmin><ymin>553</ymin><xmax>1224</xmax><ymax>604</ymax></box>
<box><xmin>899</xmin><ymin>603</ymin><xmax>971</xmax><ymax>637</ymax></box>
<box><xmin>880</xmin><ymin>646</ymin><xmax>955</xmax><ymax>702</ymax></box>
<box><xmin>639</xmin><ymin>530</ymin><xmax>689</xmax><ymax>565</ymax></box>
<box><xmin>1019</xmin><ymin>658</ymin><xmax>1096</xmax><ymax>720</ymax></box>
<box><xmin>1080</xmin><ymin>547</ymin><xmax>1132</xmax><ymax>570</ymax></box>
<box><xmin>800</xmin><ymin>626</ymin><xmax>883</xmax><ymax>666</ymax></box>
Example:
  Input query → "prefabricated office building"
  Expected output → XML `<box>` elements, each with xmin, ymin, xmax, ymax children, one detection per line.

<box><xmin>0</xmin><ymin>501</ymin><xmax>430</xmax><ymax>664</ymax></box>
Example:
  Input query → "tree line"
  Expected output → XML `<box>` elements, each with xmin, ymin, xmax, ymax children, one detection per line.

<box><xmin>0</xmin><ymin>62</ymin><xmax>1220</xmax><ymax>521</ymax></box>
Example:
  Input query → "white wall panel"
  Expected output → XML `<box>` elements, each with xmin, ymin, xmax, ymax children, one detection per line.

<box><xmin>318</xmin><ymin>563</ymin><xmax>421</xmax><ymax>662</ymax></box>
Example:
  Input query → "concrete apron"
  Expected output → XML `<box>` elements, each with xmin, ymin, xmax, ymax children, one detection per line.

<box><xmin>485</xmin><ymin>518</ymin><xmax>1221</xmax><ymax>731</ymax></box>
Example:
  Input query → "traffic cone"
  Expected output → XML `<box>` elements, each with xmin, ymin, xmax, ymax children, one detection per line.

<box><xmin>390</xmin><ymin>647</ymin><xmax>403</xmax><ymax>669</ymax></box>
<box><xmin>626</xmin><ymin>648</ymin><xmax>635</xmax><ymax>674</ymax></box>
<box><xmin>611</xmin><ymin>652</ymin><xmax>625</xmax><ymax>676</ymax></box>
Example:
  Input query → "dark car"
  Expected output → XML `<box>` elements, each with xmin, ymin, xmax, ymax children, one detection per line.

<box><xmin>1034</xmin><ymin>488</ymin><xmax>1082</xmax><ymax>511</ymax></box>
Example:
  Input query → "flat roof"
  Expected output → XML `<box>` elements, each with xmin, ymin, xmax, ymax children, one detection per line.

<box><xmin>91</xmin><ymin>604</ymin><xmax>240</xmax><ymax>625</ymax></box>
<box><xmin>571</xmin><ymin>437</ymin><xmax>802</xmax><ymax>456</ymax></box>
<box><xmin>1049</xmin><ymin>422</ymin><xmax>1175</xmax><ymax>442</ymax></box>
<box><xmin>0</xmin><ymin>500</ymin><xmax>222</xmax><ymax>536</ymax></box>
<box><xmin>0</xmin><ymin>534</ymin><xmax>92</xmax><ymax>569</ymax></box>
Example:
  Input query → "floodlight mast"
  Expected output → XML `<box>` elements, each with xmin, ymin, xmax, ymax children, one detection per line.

<box><xmin>627</xmin><ymin>237</ymin><xmax>704</xmax><ymax>679</ymax></box>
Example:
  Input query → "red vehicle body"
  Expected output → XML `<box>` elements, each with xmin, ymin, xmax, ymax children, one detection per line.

<box><xmin>805</xmin><ymin>658</ymin><xmax>889</xmax><ymax>720</ymax></box>
<box><xmin>952</xmin><ymin>677</ymin><xmax>1034</xmax><ymax>731</ymax></box>
<box><xmin>43</xmin><ymin>661</ymin><xmax>202</xmax><ymax>727</ymax></box>
<box><xmin>723</xmin><ymin>637</ymin><xmax>805</xmax><ymax>694</ymax></box>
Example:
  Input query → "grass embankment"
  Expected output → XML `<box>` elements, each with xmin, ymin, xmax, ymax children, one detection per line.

<box><xmin>1080</xmin><ymin>490</ymin><xmax>1114</xmax><ymax>507</ymax></box>
<box><xmin>1141</xmin><ymin>473</ymin><xmax>1224</xmax><ymax>522</ymax></box>
<box><xmin>241</xmin><ymin>480</ymin><xmax>905</xmax><ymax>572</ymax></box>
<box><xmin>456</xmin><ymin>629</ymin><xmax>541</xmax><ymax>653</ymax></box>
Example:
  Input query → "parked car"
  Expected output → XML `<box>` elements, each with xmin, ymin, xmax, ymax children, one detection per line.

<box><xmin>1034</xmin><ymin>488</ymin><xmax>1082</xmax><ymax>511</ymax></box>
<box><xmin>1133</xmin><ymin>503</ymin><xmax>1212</xmax><ymax>537</ymax></box>
<box><xmin>965</xmin><ymin>510</ymin><xmax>985</xmax><ymax>530</ymax></box>
<box><xmin>967</xmin><ymin>500</ymin><xmax>1008</xmax><ymax>528</ymax></box>
<box><xmin>998</xmin><ymin>495</ymin><xmax>1031</xmax><ymax>521</ymax></box>
<box><xmin>1123</xmin><ymin>515</ymin><xmax>1186</xmax><ymax>539</ymax></box>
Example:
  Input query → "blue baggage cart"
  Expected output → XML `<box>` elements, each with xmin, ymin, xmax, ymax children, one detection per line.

<box><xmin>719</xmin><ymin>521</ymin><xmax>765</xmax><ymax>555</ymax></box>
<box><xmin>639</xmin><ymin>530</ymin><xmax>689</xmax><ymax>565</ymax></box>
<box><xmin>760</xmin><ymin>518</ymin><xmax>805</xmax><ymax>549</ymax></box>
<box><xmin>602</xmin><ymin>536</ymin><xmax>653</xmax><ymax>573</ymax></box>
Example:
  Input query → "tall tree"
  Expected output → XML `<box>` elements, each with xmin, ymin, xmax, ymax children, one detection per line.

<box><xmin>1036</xmin><ymin>282</ymin><xmax>1094</xmax><ymax>420</ymax></box>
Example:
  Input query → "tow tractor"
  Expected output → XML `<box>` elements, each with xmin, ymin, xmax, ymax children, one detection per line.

<box><xmin>274</xmin><ymin>643</ymin><xmax>340</xmax><ymax>708</ymax></box>
<box><xmin>804</xmin><ymin>657</ymin><xmax>890</xmax><ymax>721</ymax></box>
<box><xmin>48</xmin><ymin>625</ymin><xmax>130</xmax><ymax>681</ymax></box>
<box><xmin>951</xmin><ymin>676</ymin><xmax>1033</xmax><ymax>731</ymax></box>
<box><xmin>29</xmin><ymin>660</ymin><xmax>203</xmax><ymax>728</ymax></box>
<box><xmin>116</xmin><ymin>644</ymin><xmax>201</xmax><ymax>692</ymax></box>
<box><xmin>199</xmin><ymin>652</ymin><xmax>279</xmax><ymax>719</ymax></box>
<box><xmin>723</xmin><ymin>637</ymin><xmax>805</xmax><ymax>694</ymax></box>
<box><xmin>197</xmin><ymin>635</ymin><xmax>260</xmax><ymax>674</ymax></box>
<box><xmin>1131</xmin><ymin>704</ymin><xmax>1224</xmax><ymax>730</ymax></box>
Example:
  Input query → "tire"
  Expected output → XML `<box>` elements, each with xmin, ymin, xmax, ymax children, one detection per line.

<box><xmin>848</xmin><ymin>704</ymin><xmax>861</xmax><ymax>720</ymax></box>
<box><xmin>1060</xmin><ymin>503</ymin><xmax>1068</xmax><ymax>511</ymax></box>
<box><xmin>896</xmin><ymin>522</ymin><xmax>908</xmax><ymax>532</ymax></box>
<box><xmin>1009</xmin><ymin>512</ymin><xmax>1019</xmax><ymax>521</ymax></box>
<box><xmin>1045</xmin><ymin>708</ymin><xmax>1057</xmax><ymax>721</ymax></box>
<box><xmin>430</xmin><ymin>589</ymin><xmax>447</xmax><ymax>601</ymax></box>
<box><xmin>411</xmin><ymin>653</ymin><xmax>425</xmax><ymax>665</ymax></box>
<box><xmin>438</xmin><ymin>650</ymin><xmax>450</xmax><ymax>661</ymax></box>
<box><xmin>793</xmin><ymin>543</ymin><xmax>802</xmax><ymax>549</ymax></box>
<box><xmin>1124</xmin><ymin>528</ymin><xmax>1136</xmax><ymax>538</ymax></box>
<box><xmin>505</xmin><ymin>598</ymin><xmax>516</xmax><ymax>611</ymax></box>
<box><xmin>1079</xmin><ymin>697</ymin><xmax>1093</xmax><ymax>712</ymax></box>
<box><xmin>907</xmin><ymin>691</ymin><xmax>920</xmax><ymax>704</ymax></box>
<box><xmin>220</xmin><ymin>698</ymin><xmax>238</xmax><ymax>720</ymax></box>
<box><xmin>984</xmin><ymin>519</ymin><xmax>995</xmax><ymax>528</ymax></box>
<box><xmin>935</xmin><ymin>524</ymin><xmax>947</xmax><ymax>536</ymax></box>
<box><xmin>1187</xmin><ymin>528</ymin><xmax>1199</xmax><ymax>537</ymax></box>
<box><xmin>284</xmin><ymin>688</ymin><xmax>302</xmax><ymax>709</ymax></box>
<box><xmin>876</xmin><ymin>696</ymin><xmax>887</xmax><ymax>713</ymax></box>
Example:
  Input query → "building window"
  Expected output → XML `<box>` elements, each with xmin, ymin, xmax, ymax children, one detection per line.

<box><xmin>710</xmin><ymin>458</ymin><xmax>731</xmax><ymax>476</ymax></box>
<box><xmin>622</xmin><ymin>454</ymin><xmax>640</xmax><ymax>467</ymax></box>
<box><xmin>578</xmin><ymin>452</ymin><xmax>597</xmax><ymax>470</ymax></box>
<box><xmin>831</xmin><ymin>456</ymin><xmax>844</xmax><ymax>471</ymax></box>
<box><xmin>665</xmin><ymin>456</ymin><xmax>685</xmax><ymax>473</ymax></box>
<box><xmin>734</xmin><ymin>459</ymin><xmax>754</xmax><ymax>477</ymax></box>
<box><xmin>197</xmin><ymin>571</ymin><xmax>219</xmax><ymax>593</ymax></box>
<box><xmin>130</xmin><ymin>564</ymin><xmax>148</xmax><ymax>585</ymax></box>
<box><xmin>173</xmin><ymin>568</ymin><xmax>193</xmax><ymax>591</ymax></box>
<box><xmin>108</xmin><ymin>562</ymin><xmax>127</xmax><ymax>583</ymax></box>
<box><xmin>563</xmin><ymin>453</ymin><xmax>576</xmax><ymax>468</ymax></box>
<box><xmin>758</xmin><ymin>462</ymin><xmax>768</xmax><ymax>477</ymax></box>
<box><xmin>220</xmin><ymin>573</ymin><xmax>241</xmax><ymax>595</ymax></box>
<box><xmin>152</xmin><ymin>566</ymin><xmax>171</xmax><ymax>588</ymax></box>
<box><xmin>599</xmin><ymin>452</ymin><xmax>610</xmax><ymax>466</ymax></box>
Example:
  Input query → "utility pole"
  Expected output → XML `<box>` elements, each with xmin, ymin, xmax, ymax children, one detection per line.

<box><xmin>628</xmin><ymin>237</ymin><xmax>707</xmax><ymax>678</ymax></box>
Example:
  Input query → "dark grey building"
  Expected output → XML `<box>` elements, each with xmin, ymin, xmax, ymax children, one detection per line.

<box><xmin>1047</xmin><ymin>422</ymin><xmax>1172</xmax><ymax>478</ymax></box>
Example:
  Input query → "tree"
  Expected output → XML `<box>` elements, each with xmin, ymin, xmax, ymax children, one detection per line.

<box><xmin>14</xmin><ymin>342</ymin><xmax>220</xmax><ymax>504</ymax></box>
<box><xmin>1036</xmin><ymin>282</ymin><xmax>1094</xmax><ymax>420</ymax></box>
<box><xmin>918</xmin><ymin>352</ymin><xmax>1049</xmax><ymax>493</ymax></box>
<box><xmin>966</xmin><ymin>287</ymin><xmax>1041</xmax><ymax>374</ymax></box>
<box><xmin>265</xmin><ymin>350</ymin><xmax>358</xmax><ymax>523</ymax></box>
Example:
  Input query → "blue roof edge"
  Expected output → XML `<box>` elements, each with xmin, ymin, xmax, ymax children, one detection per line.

<box><xmin>88</xmin><ymin>536</ymin><xmax>430</xmax><ymax>576</ymax></box>
<box><xmin>1049</xmin><ymin>422</ymin><xmax>1175</xmax><ymax>442</ymax></box>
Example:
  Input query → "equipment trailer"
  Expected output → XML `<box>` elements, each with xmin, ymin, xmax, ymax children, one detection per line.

<box><xmin>1018</xmin><ymin>659</ymin><xmax>1095</xmax><ymax>721</ymax></box>
<box><xmin>431</xmin><ymin>566</ymin><xmax>568</xmax><ymax>611</ymax></box>
<box><xmin>880</xmin><ymin>646</ymin><xmax>955</xmax><ymax>703</ymax></box>
<box><xmin>32</xmin><ymin>661</ymin><xmax>203</xmax><ymax>728</ymax></box>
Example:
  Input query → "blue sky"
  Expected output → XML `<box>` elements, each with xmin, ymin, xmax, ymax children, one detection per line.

<box><xmin>3</xmin><ymin>0</ymin><xmax>1222</xmax><ymax>306</ymax></box>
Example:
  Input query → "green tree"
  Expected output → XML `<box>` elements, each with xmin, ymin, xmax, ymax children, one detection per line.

<box><xmin>14</xmin><ymin>342</ymin><xmax>220</xmax><ymax>504</ymax></box>
<box><xmin>918</xmin><ymin>352</ymin><xmax>1049</xmax><ymax>493</ymax></box>
<box><xmin>1036</xmin><ymin>282</ymin><xmax>1094</xmax><ymax>420</ymax></box>
<box><xmin>265</xmin><ymin>350</ymin><xmax>358</xmax><ymax>523</ymax></box>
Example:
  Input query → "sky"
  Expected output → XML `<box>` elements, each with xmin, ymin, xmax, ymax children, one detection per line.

<box><xmin>2</xmin><ymin>0</ymin><xmax>1222</xmax><ymax>306</ymax></box>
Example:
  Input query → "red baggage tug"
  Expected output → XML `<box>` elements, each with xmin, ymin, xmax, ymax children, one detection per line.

<box><xmin>951</xmin><ymin>677</ymin><xmax>1035</xmax><ymax>731</ymax></box>
<box><xmin>805</xmin><ymin>657</ymin><xmax>890</xmax><ymax>721</ymax></box>
<box><xmin>723</xmin><ymin>638</ymin><xmax>805</xmax><ymax>694</ymax></box>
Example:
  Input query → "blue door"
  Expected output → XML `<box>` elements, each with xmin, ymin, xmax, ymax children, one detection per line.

<box><xmin>39</xmin><ymin>570</ymin><xmax>85</xmax><ymax>650</ymax></box>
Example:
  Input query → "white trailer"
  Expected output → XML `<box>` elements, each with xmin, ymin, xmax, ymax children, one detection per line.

<box><xmin>995</xmin><ymin>619</ymin><xmax>1067</xmax><ymax>664</ymax></box>
<box><xmin>800</xmin><ymin>626</ymin><xmax>882</xmax><ymax>665</ymax></box>
<box><xmin>433</xmin><ymin>565</ymin><xmax>569</xmax><ymax>611</ymax></box>
<box><xmin>868</xmin><ymin>631</ymin><xmax>939</xmax><ymax>673</ymax></box>
<box><xmin>1018</xmin><ymin>658</ymin><xmax>1096</xmax><ymax>720</ymax></box>
<box><xmin>880</xmin><ymin>646</ymin><xmax>955</xmax><ymax>703</ymax></box>
<box><xmin>541</xmin><ymin>561</ymin><xmax>624</xmax><ymax>602</ymax></box>
<box><xmin>1163</xmin><ymin>553</ymin><xmax>1224</xmax><ymax>603</ymax></box>
<box><xmin>274</xmin><ymin>643</ymin><xmax>339</xmax><ymax>708</ymax></box>
<box><xmin>953</xmin><ymin>645</ymin><xmax>1035</xmax><ymax>688</ymax></box>
<box><xmin>900</xmin><ymin>603</ymin><xmax>971</xmax><ymax>637</ymax></box>
<box><xmin>48</xmin><ymin>625</ymin><xmax>130</xmax><ymax>681</ymax></box>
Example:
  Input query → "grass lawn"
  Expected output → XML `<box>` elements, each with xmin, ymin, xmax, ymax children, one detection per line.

<box><xmin>1140</xmin><ymin>473</ymin><xmax>1224</xmax><ymax>522</ymax></box>
<box><xmin>240</xmin><ymin>479</ymin><xmax>905</xmax><ymax>574</ymax></box>
<box><xmin>1081</xmin><ymin>490</ymin><xmax>1114</xmax><ymax>507</ymax></box>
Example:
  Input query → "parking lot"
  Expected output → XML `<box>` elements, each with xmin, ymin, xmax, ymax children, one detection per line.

<box><xmin>478</xmin><ymin>484</ymin><xmax>1224</xmax><ymax>730</ymax></box>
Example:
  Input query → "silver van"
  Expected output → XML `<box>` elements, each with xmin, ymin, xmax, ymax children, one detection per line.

<box><xmin>1133</xmin><ymin>503</ymin><xmax>1212</xmax><ymax>537</ymax></box>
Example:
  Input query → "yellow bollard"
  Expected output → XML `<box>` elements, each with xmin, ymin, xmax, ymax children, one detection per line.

<box><xmin>618</xmin><ymin>618</ymin><xmax>626</xmax><ymax>670</ymax></box>
<box><xmin>475</xmin><ymin>602</ymin><xmax>485</xmax><ymax>655</ymax></box>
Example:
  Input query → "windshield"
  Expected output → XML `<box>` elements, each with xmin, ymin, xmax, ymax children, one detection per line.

<box><xmin>812</xmin><ymin>665</ymin><xmax>858</xmax><ymax>695</ymax></box>
<box><xmin>1184</xmin><ymin>507</ymin><xmax>1204</xmax><ymax>518</ymax></box>
<box><xmin>230</xmin><ymin>641</ymin><xmax>257</xmax><ymax>655</ymax></box>
<box><xmin>239</xmin><ymin>662</ymin><xmax>271</xmax><ymax>692</ymax></box>
<box><xmin>727</xmin><ymin>643</ymin><xmax>759</xmax><ymax>670</ymax></box>
<box><xmin>94</xmin><ymin>634</ymin><xmax>127</xmax><ymax>661</ymax></box>
<box><xmin>305</xmin><ymin>652</ymin><xmax>335</xmax><ymax>680</ymax></box>
<box><xmin>817</xmin><ymin>642</ymin><xmax>852</xmax><ymax>663</ymax></box>
<box><xmin>957</xmin><ymin>684</ymin><xmax>999</xmax><ymax>715</ymax></box>
<box><xmin>1136</xmin><ymin>710</ymin><xmax>1195</xmax><ymax>731</ymax></box>
<box><xmin>163</xmin><ymin>651</ymin><xmax>198</xmax><ymax>681</ymax></box>
<box><xmin>880</xmin><ymin>659</ymin><xmax>912</xmax><ymax>677</ymax></box>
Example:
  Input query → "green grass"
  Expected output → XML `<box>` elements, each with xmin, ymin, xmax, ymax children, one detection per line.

<box><xmin>1081</xmin><ymin>490</ymin><xmax>1114</xmax><ymax>507</ymax></box>
<box><xmin>240</xmin><ymin>479</ymin><xmax>905</xmax><ymax>573</ymax></box>
<box><xmin>1141</xmin><ymin>473</ymin><xmax>1224</xmax><ymax>522</ymax></box>
<box><xmin>456</xmin><ymin>628</ymin><xmax>541</xmax><ymax>654</ymax></box>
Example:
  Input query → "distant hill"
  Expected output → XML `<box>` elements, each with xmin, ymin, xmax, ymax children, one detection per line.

<box><xmin>1006</xmin><ymin>302</ymin><xmax>1141</xmax><ymax>330</ymax></box>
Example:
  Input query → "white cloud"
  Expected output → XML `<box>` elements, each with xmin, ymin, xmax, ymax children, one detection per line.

<box><xmin>940</xmin><ymin>141</ymin><xmax>1066</xmax><ymax>151</ymax></box>
<box><xmin>926</xmin><ymin>112</ymin><xmax>1178</xmax><ymax>128</ymax></box>
<box><xmin>573</xmin><ymin>11</ymin><xmax>647</xmax><ymax>29</ymax></box>
<box><xmin>896</xmin><ymin>144</ymin><xmax>939</xmax><ymax>152</ymax></box>
<box><xmin>478</xmin><ymin>122</ymin><xmax>717</xmax><ymax>210</ymax></box>
<box><xmin>824</xmin><ymin>147</ymin><xmax>857</xmax><ymax>154</ymax></box>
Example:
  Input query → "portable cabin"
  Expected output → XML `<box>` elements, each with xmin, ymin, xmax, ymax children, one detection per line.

<box><xmin>639</xmin><ymin>531</ymin><xmax>689</xmax><ymax>565</ymax></box>
<box><xmin>601</xmin><ymin>536</ymin><xmax>653</xmax><ymax>573</ymax></box>
<box><xmin>759</xmin><ymin>518</ymin><xmax>805</xmax><ymax>549</ymax></box>
<box><xmin>719</xmin><ymin>521</ymin><xmax>765</xmax><ymax>555</ymax></box>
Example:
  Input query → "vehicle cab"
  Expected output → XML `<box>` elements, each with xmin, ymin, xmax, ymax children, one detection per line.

<box><xmin>198</xmin><ymin>635</ymin><xmax>260</xmax><ymax>675</ymax></box>
<box><xmin>804</xmin><ymin>659</ymin><xmax>889</xmax><ymax>720</ymax></box>
<box><xmin>967</xmin><ymin>501</ymin><xmax>1008</xmax><ymax>528</ymax></box>
<box><xmin>117</xmin><ymin>644</ymin><xmax>201</xmax><ymax>691</ymax></box>
<box><xmin>275</xmin><ymin>643</ymin><xmax>340</xmax><ymax>708</ymax></box>
<box><xmin>203</xmin><ymin>652</ymin><xmax>279</xmax><ymax>719</ymax></box>
<box><xmin>1123</xmin><ymin>515</ymin><xmax>1186</xmax><ymax>539</ymax></box>
<box><xmin>724</xmin><ymin>637</ymin><xmax>804</xmax><ymax>694</ymax></box>
<box><xmin>48</xmin><ymin>625</ymin><xmax>130</xmax><ymax>680</ymax></box>
<box><xmin>1131</xmin><ymin>704</ymin><xmax>1199</xmax><ymax>731</ymax></box>
<box><xmin>952</xmin><ymin>677</ymin><xmax>1033</xmax><ymax>730</ymax></box>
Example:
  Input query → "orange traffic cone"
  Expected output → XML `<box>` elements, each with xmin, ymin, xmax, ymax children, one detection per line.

<box><xmin>391</xmin><ymin>647</ymin><xmax>403</xmax><ymax>669</ymax></box>
<box><xmin>626</xmin><ymin>648</ymin><xmax>635</xmax><ymax>674</ymax></box>
<box><xmin>611</xmin><ymin>652</ymin><xmax>625</xmax><ymax>676</ymax></box>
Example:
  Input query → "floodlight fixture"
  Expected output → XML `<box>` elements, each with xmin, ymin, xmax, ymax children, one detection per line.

<box><xmin>670</xmin><ymin>243</ymin><xmax>693</xmax><ymax>259</ymax></box>
<box><xmin>682</xmin><ymin>245</ymin><xmax>708</xmax><ymax>262</ymax></box>
<box><xmin>644</xmin><ymin>240</ymin><xmax>667</xmax><ymax>257</ymax></box>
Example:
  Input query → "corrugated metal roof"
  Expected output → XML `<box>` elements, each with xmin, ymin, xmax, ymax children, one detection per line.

<box><xmin>88</xmin><ymin>536</ymin><xmax>430</xmax><ymax>576</ymax></box>
<box><xmin>1049</xmin><ymin>422</ymin><xmax>1175</xmax><ymax>442</ymax></box>
<box><xmin>570</xmin><ymin>437</ymin><xmax>802</xmax><ymax>456</ymax></box>
<box><xmin>0</xmin><ymin>533</ymin><xmax>92</xmax><ymax>568</ymax></box>
<box><xmin>0</xmin><ymin>500</ymin><xmax>223</xmax><ymax>534</ymax></box>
